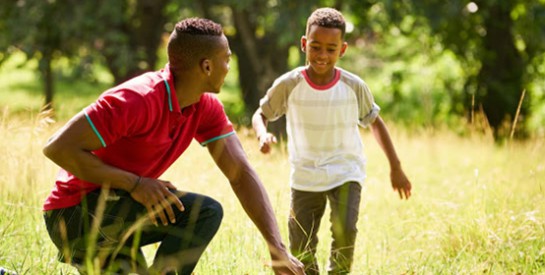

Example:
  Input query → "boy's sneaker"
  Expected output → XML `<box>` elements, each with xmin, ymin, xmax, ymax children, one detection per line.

<box><xmin>0</xmin><ymin>267</ymin><xmax>17</xmax><ymax>275</ymax></box>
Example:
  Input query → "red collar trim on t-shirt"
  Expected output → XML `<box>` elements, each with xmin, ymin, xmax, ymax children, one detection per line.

<box><xmin>302</xmin><ymin>68</ymin><xmax>341</xmax><ymax>90</ymax></box>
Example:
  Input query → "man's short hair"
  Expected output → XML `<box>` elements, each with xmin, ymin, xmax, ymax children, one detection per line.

<box><xmin>305</xmin><ymin>8</ymin><xmax>346</xmax><ymax>38</ymax></box>
<box><xmin>168</xmin><ymin>18</ymin><xmax>224</xmax><ymax>72</ymax></box>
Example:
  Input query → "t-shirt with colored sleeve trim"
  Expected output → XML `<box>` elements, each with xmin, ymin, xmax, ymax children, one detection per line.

<box><xmin>259</xmin><ymin>66</ymin><xmax>380</xmax><ymax>192</ymax></box>
<box><xmin>43</xmin><ymin>65</ymin><xmax>234</xmax><ymax>211</ymax></box>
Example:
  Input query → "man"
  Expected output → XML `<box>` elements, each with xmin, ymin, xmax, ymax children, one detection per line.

<box><xmin>42</xmin><ymin>17</ymin><xmax>304</xmax><ymax>275</ymax></box>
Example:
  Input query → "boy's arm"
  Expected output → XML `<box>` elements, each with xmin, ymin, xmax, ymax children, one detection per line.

<box><xmin>206</xmin><ymin>134</ymin><xmax>304</xmax><ymax>275</ymax></box>
<box><xmin>370</xmin><ymin>115</ymin><xmax>412</xmax><ymax>199</ymax></box>
<box><xmin>252</xmin><ymin>108</ymin><xmax>277</xmax><ymax>154</ymax></box>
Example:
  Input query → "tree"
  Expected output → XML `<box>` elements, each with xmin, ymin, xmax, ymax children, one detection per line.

<box><xmin>381</xmin><ymin>0</ymin><xmax>545</xmax><ymax>138</ymax></box>
<box><xmin>189</xmin><ymin>0</ymin><xmax>343</xmax><ymax>134</ymax></box>
<box><xmin>0</xmin><ymin>0</ymin><xmax>172</xmax><ymax>109</ymax></box>
<box><xmin>0</xmin><ymin>0</ymin><xmax>86</xmax><ymax>109</ymax></box>
<box><xmin>88</xmin><ymin>0</ymin><xmax>171</xmax><ymax>84</ymax></box>
<box><xmin>192</xmin><ymin>1</ymin><xmax>306</xmax><ymax>133</ymax></box>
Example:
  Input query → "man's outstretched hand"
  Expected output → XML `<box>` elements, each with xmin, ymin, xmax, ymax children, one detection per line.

<box><xmin>271</xmin><ymin>250</ymin><xmax>305</xmax><ymax>275</ymax></box>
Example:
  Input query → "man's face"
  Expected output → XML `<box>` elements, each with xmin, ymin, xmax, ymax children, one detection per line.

<box><xmin>208</xmin><ymin>35</ymin><xmax>231</xmax><ymax>93</ymax></box>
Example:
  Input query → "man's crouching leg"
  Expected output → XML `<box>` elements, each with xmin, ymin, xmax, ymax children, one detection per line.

<box><xmin>146</xmin><ymin>191</ymin><xmax>224</xmax><ymax>275</ymax></box>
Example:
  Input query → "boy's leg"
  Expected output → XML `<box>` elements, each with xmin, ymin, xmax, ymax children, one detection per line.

<box><xmin>327</xmin><ymin>182</ymin><xmax>362</xmax><ymax>274</ymax></box>
<box><xmin>288</xmin><ymin>189</ymin><xmax>327</xmax><ymax>275</ymax></box>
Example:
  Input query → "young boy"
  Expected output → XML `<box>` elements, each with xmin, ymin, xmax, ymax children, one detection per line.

<box><xmin>252</xmin><ymin>7</ymin><xmax>412</xmax><ymax>274</ymax></box>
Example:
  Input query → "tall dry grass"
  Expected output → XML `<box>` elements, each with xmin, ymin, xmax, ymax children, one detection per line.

<box><xmin>1</xmin><ymin>109</ymin><xmax>544</xmax><ymax>274</ymax></box>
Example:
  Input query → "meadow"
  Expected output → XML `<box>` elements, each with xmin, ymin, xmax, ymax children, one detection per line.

<box><xmin>1</xmin><ymin>109</ymin><xmax>544</xmax><ymax>274</ymax></box>
<box><xmin>1</xmin><ymin>60</ymin><xmax>544</xmax><ymax>274</ymax></box>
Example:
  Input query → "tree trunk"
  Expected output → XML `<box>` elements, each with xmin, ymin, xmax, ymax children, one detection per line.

<box><xmin>104</xmin><ymin>0</ymin><xmax>168</xmax><ymax>84</ymax></box>
<box><xmin>230</xmin><ymin>8</ymin><xmax>289</xmax><ymax>136</ymax></box>
<box><xmin>477</xmin><ymin>1</ymin><xmax>525</xmax><ymax>138</ymax></box>
<box><xmin>41</xmin><ymin>52</ymin><xmax>54</xmax><ymax>110</ymax></box>
<box><xmin>133</xmin><ymin>0</ymin><xmax>168</xmax><ymax>72</ymax></box>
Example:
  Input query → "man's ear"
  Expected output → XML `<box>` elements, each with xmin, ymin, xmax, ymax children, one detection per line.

<box><xmin>339</xmin><ymin>41</ymin><xmax>348</xmax><ymax>57</ymax></box>
<box><xmin>300</xmin><ymin>35</ymin><xmax>307</xmax><ymax>53</ymax></box>
<box><xmin>201</xmin><ymin>59</ymin><xmax>212</xmax><ymax>76</ymax></box>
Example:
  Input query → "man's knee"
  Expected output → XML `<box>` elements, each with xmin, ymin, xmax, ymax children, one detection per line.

<box><xmin>175</xmin><ymin>192</ymin><xmax>223</xmax><ymax>225</ymax></box>
<box><xmin>203</xmin><ymin>197</ymin><xmax>223</xmax><ymax>227</ymax></box>
<box><xmin>183</xmin><ymin>195</ymin><xmax>223</xmax><ymax>234</ymax></box>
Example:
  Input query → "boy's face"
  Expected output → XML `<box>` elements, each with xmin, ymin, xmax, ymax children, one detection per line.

<box><xmin>301</xmin><ymin>25</ymin><xmax>347</xmax><ymax>78</ymax></box>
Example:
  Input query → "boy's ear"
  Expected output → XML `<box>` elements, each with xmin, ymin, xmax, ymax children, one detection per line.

<box><xmin>200</xmin><ymin>59</ymin><xmax>212</xmax><ymax>76</ymax></box>
<box><xmin>300</xmin><ymin>35</ymin><xmax>307</xmax><ymax>52</ymax></box>
<box><xmin>339</xmin><ymin>41</ymin><xmax>348</xmax><ymax>57</ymax></box>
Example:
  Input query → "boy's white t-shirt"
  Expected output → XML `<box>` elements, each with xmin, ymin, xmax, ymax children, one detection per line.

<box><xmin>260</xmin><ymin>66</ymin><xmax>380</xmax><ymax>192</ymax></box>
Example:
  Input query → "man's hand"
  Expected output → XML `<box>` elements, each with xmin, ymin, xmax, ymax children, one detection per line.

<box><xmin>270</xmin><ymin>249</ymin><xmax>305</xmax><ymax>275</ymax></box>
<box><xmin>130</xmin><ymin>177</ymin><xmax>185</xmax><ymax>225</ymax></box>
<box><xmin>391</xmin><ymin>168</ymin><xmax>412</xmax><ymax>200</ymax></box>
<box><xmin>258</xmin><ymin>132</ymin><xmax>277</xmax><ymax>154</ymax></box>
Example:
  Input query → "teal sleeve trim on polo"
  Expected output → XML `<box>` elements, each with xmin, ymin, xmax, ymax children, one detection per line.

<box><xmin>84</xmin><ymin>112</ymin><xmax>107</xmax><ymax>147</ymax></box>
<box><xmin>200</xmin><ymin>131</ymin><xmax>235</xmax><ymax>146</ymax></box>
<box><xmin>163</xmin><ymin>78</ymin><xmax>173</xmax><ymax>112</ymax></box>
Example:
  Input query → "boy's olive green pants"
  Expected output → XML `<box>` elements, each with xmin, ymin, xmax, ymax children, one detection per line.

<box><xmin>289</xmin><ymin>181</ymin><xmax>362</xmax><ymax>275</ymax></box>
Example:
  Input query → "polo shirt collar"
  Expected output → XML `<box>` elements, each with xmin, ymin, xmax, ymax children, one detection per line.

<box><xmin>162</xmin><ymin>64</ymin><xmax>198</xmax><ymax>117</ymax></box>
<box><xmin>161</xmin><ymin>64</ymin><xmax>181</xmax><ymax>114</ymax></box>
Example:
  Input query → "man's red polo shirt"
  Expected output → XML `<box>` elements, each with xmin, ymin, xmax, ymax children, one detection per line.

<box><xmin>43</xmin><ymin>65</ymin><xmax>234</xmax><ymax>211</ymax></box>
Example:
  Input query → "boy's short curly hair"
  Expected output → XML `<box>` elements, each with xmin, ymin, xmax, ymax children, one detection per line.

<box><xmin>305</xmin><ymin>7</ymin><xmax>346</xmax><ymax>38</ymax></box>
<box><xmin>168</xmin><ymin>18</ymin><xmax>224</xmax><ymax>72</ymax></box>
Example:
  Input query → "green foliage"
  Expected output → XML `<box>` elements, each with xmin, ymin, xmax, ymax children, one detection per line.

<box><xmin>383</xmin><ymin>0</ymin><xmax>544</xmax><ymax>137</ymax></box>
<box><xmin>1</xmin><ymin>0</ymin><xmax>544</xmax><ymax>138</ymax></box>
<box><xmin>0</xmin><ymin>52</ymin><xmax>110</xmax><ymax>121</ymax></box>
<box><xmin>217</xmin><ymin>55</ymin><xmax>248</xmax><ymax>125</ymax></box>
<box><xmin>338</xmin><ymin>3</ymin><xmax>467</xmax><ymax>131</ymax></box>
<box><xmin>338</xmin><ymin>0</ymin><xmax>545</xmax><ymax>138</ymax></box>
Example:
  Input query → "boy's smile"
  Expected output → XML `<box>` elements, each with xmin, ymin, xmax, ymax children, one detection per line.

<box><xmin>301</xmin><ymin>25</ymin><xmax>347</xmax><ymax>85</ymax></box>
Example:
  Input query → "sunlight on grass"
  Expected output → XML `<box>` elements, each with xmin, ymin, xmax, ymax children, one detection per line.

<box><xmin>2</xmin><ymin>109</ymin><xmax>543</xmax><ymax>274</ymax></box>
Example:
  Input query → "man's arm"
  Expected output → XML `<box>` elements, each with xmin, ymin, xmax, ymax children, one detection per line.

<box><xmin>206</xmin><ymin>134</ymin><xmax>303</xmax><ymax>274</ymax></box>
<box><xmin>42</xmin><ymin>111</ymin><xmax>183</xmax><ymax>225</ymax></box>
<box><xmin>370</xmin><ymin>115</ymin><xmax>412</xmax><ymax>199</ymax></box>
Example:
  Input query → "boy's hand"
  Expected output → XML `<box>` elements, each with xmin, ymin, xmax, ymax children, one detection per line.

<box><xmin>390</xmin><ymin>168</ymin><xmax>412</xmax><ymax>199</ymax></box>
<box><xmin>258</xmin><ymin>132</ymin><xmax>277</xmax><ymax>154</ymax></box>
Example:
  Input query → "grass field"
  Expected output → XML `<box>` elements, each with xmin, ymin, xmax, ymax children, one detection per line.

<box><xmin>0</xmin><ymin>107</ymin><xmax>544</xmax><ymax>274</ymax></box>
<box><xmin>1</xmin><ymin>56</ymin><xmax>544</xmax><ymax>274</ymax></box>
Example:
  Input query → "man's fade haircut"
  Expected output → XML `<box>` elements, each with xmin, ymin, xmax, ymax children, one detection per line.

<box><xmin>305</xmin><ymin>7</ymin><xmax>346</xmax><ymax>38</ymax></box>
<box><xmin>168</xmin><ymin>18</ymin><xmax>224</xmax><ymax>72</ymax></box>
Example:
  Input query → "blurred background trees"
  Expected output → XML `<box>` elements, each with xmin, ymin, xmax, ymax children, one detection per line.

<box><xmin>394</xmin><ymin>0</ymin><xmax>545</xmax><ymax>138</ymax></box>
<box><xmin>0</xmin><ymin>0</ymin><xmax>543</xmax><ymax>140</ymax></box>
